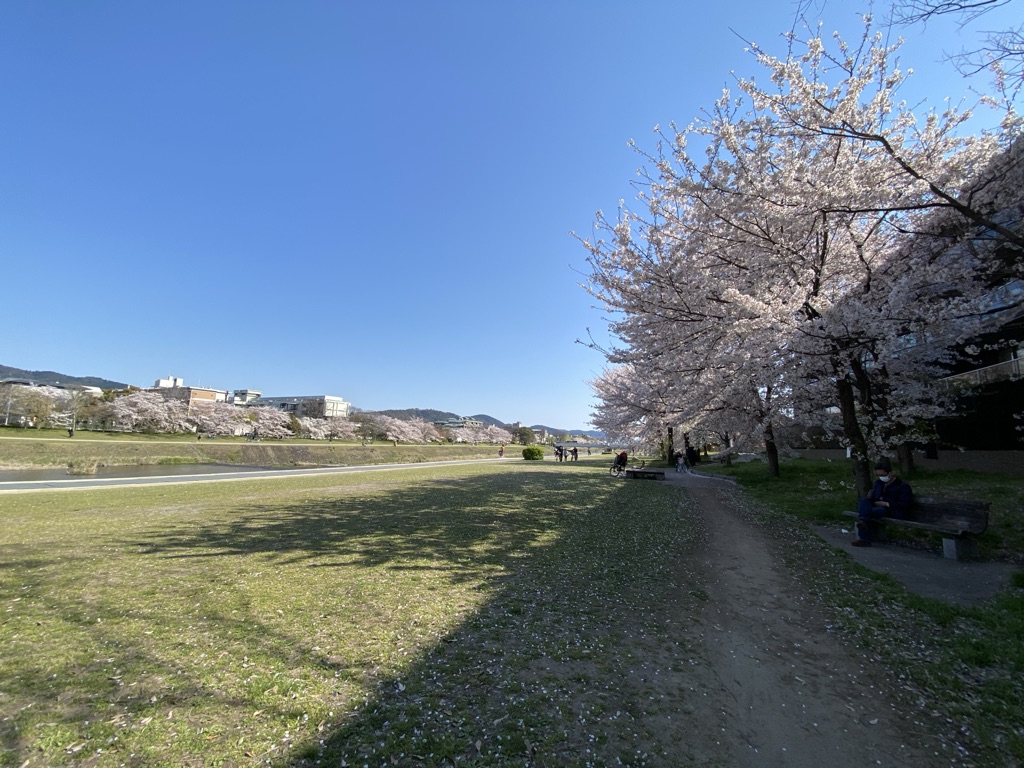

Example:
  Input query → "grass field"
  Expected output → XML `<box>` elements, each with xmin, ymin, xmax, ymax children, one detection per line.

<box><xmin>2</xmin><ymin>454</ymin><xmax>1023</xmax><ymax>766</ymax></box>
<box><xmin>1</xmin><ymin>459</ymin><xmax>702</xmax><ymax>767</ymax></box>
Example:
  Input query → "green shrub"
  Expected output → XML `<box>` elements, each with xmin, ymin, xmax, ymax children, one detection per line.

<box><xmin>522</xmin><ymin>446</ymin><xmax>545</xmax><ymax>460</ymax></box>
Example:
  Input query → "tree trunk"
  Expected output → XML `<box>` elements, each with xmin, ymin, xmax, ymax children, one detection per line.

<box><xmin>763</xmin><ymin>422</ymin><xmax>780</xmax><ymax>477</ymax></box>
<box><xmin>897</xmin><ymin>442</ymin><xmax>916</xmax><ymax>476</ymax></box>
<box><xmin>837</xmin><ymin>377</ymin><xmax>872</xmax><ymax>497</ymax></box>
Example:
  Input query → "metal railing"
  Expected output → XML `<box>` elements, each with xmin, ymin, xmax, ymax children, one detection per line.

<box><xmin>942</xmin><ymin>358</ymin><xmax>1023</xmax><ymax>387</ymax></box>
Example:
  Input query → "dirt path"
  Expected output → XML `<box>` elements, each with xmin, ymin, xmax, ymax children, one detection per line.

<box><xmin>659</xmin><ymin>472</ymin><xmax>949</xmax><ymax>767</ymax></box>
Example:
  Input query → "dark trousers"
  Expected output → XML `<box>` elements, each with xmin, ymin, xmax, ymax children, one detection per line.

<box><xmin>856</xmin><ymin>498</ymin><xmax>889</xmax><ymax>542</ymax></box>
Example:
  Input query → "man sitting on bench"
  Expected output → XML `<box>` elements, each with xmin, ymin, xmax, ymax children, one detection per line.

<box><xmin>852</xmin><ymin>457</ymin><xmax>913</xmax><ymax>547</ymax></box>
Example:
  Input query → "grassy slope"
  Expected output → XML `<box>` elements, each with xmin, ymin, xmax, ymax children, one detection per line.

<box><xmin>0</xmin><ymin>428</ymin><xmax>507</xmax><ymax>470</ymax></box>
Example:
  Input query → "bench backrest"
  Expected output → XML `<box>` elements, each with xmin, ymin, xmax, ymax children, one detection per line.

<box><xmin>910</xmin><ymin>497</ymin><xmax>990</xmax><ymax>535</ymax></box>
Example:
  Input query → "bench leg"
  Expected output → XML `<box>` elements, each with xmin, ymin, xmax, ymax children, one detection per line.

<box><xmin>943</xmin><ymin>537</ymin><xmax>978</xmax><ymax>561</ymax></box>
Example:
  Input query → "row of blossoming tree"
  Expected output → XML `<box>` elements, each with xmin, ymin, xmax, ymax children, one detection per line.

<box><xmin>1</xmin><ymin>385</ymin><xmax>513</xmax><ymax>445</ymax></box>
<box><xmin>580</xmin><ymin>12</ymin><xmax>1022</xmax><ymax>494</ymax></box>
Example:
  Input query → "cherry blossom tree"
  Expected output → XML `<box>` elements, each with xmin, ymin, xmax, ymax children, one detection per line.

<box><xmin>44</xmin><ymin>387</ymin><xmax>99</xmax><ymax>431</ymax></box>
<box><xmin>189</xmin><ymin>401</ymin><xmax>248</xmax><ymax>436</ymax></box>
<box><xmin>295</xmin><ymin>416</ymin><xmax>329</xmax><ymax>440</ymax></box>
<box><xmin>581</xmin><ymin>16</ymin><xmax>1020</xmax><ymax>493</ymax></box>
<box><xmin>325</xmin><ymin>416</ymin><xmax>359</xmax><ymax>441</ymax></box>
<box><xmin>97</xmin><ymin>391</ymin><xmax>189</xmax><ymax>433</ymax></box>
<box><xmin>15</xmin><ymin>386</ymin><xmax>59</xmax><ymax>428</ymax></box>
<box><xmin>376</xmin><ymin>415</ymin><xmax>437</xmax><ymax>443</ymax></box>
<box><xmin>588</xmin><ymin>365</ymin><xmax>672</xmax><ymax>453</ymax></box>
<box><xmin>245</xmin><ymin>406</ymin><xmax>294</xmax><ymax>439</ymax></box>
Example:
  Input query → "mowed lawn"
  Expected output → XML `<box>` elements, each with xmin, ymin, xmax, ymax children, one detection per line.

<box><xmin>1</xmin><ymin>461</ymin><xmax>700</xmax><ymax>767</ymax></box>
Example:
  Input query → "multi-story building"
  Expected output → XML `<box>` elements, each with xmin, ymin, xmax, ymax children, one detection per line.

<box><xmin>253</xmin><ymin>395</ymin><xmax>351</xmax><ymax>419</ymax></box>
<box><xmin>230</xmin><ymin>389</ymin><xmax>262</xmax><ymax>405</ymax></box>
<box><xmin>149</xmin><ymin>376</ymin><xmax>228</xmax><ymax>407</ymax></box>
<box><xmin>434</xmin><ymin>416</ymin><xmax>485</xmax><ymax>430</ymax></box>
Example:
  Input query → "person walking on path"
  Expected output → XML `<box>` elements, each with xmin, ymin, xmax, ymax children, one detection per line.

<box><xmin>852</xmin><ymin>457</ymin><xmax>913</xmax><ymax>547</ymax></box>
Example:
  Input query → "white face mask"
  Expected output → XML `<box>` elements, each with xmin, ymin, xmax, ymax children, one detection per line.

<box><xmin>877</xmin><ymin>475</ymin><xmax>890</xmax><ymax>483</ymax></box>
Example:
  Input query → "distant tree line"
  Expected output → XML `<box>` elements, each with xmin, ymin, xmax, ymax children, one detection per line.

<box><xmin>0</xmin><ymin>385</ymin><xmax>514</xmax><ymax>444</ymax></box>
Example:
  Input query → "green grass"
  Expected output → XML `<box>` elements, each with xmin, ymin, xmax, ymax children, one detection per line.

<box><xmin>0</xmin><ymin>427</ymin><xmax>505</xmax><ymax>470</ymax></box>
<box><xmin>4</xmin><ymin>454</ymin><xmax>1023</xmax><ymax>766</ymax></box>
<box><xmin>702</xmin><ymin>455</ymin><xmax>1024</xmax><ymax>559</ymax></box>
<box><xmin>700</xmin><ymin>455</ymin><xmax>1024</xmax><ymax>764</ymax></box>
<box><xmin>0</xmin><ymin>460</ymin><xmax>702</xmax><ymax>767</ymax></box>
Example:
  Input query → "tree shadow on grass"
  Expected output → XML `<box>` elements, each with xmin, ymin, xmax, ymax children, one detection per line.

<box><xmin>127</xmin><ymin>469</ymin><xmax>602</xmax><ymax>580</ymax></box>
<box><xmin>2</xmin><ymin>465</ymin><xmax>696</xmax><ymax>767</ymax></box>
<box><xmin>268</xmin><ymin>472</ymin><xmax>699</xmax><ymax>767</ymax></box>
<box><xmin>126</xmin><ymin>465</ymin><xmax>698</xmax><ymax>766</ymax></box>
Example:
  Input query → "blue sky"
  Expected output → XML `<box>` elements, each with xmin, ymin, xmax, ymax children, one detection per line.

<box><xmin>1</xmin><ymin>1</ymin><xmax>1015</xmax><ymax>429</ymax></box>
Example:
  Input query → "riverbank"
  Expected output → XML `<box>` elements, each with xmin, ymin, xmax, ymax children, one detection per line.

<box><xmin>0</xmin><ymin>430</ymin><xmax>505</xmax><ymax>471</ymax></box>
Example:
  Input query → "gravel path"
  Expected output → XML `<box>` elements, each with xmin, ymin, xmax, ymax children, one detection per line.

<box><xmin>653</xmin><ymin>470</ymin><xmax>951</xmax><ymax>767</ymax></box>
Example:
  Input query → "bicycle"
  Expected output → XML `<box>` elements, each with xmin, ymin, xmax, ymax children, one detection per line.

<box><xmin>609</xmin><ymin>458</ymin><xmax>645</xmax><ymax>477</ymax></box>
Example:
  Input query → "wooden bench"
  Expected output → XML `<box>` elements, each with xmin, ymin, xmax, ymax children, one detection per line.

<box><xmin>843</xmin><ymin>497</ymin><xmax>989</xmax><ymax>560</ymax></box>
<box><xmin>625</xmin><ymin>468</ymin><xmax>666</xmax><ymax>481</ymax></box>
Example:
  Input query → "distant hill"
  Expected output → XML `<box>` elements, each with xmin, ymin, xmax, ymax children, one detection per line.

<box><xmin>532</xmin><ymin>425</ymin><xmax>605</xmax><ymax>439</ymax></box>
<box><xmin>373</xmin><ymin>409</ymin><xmax>600</xmax><ymax>436</ymax></box>
<box><xmin>375</xmin><ymin>408</ymin><xmax>462</xmax><ymax>423</ymax></box>
<box><xmin>0</xmin><ymin>364</ymin><xmax>127</xmax><ymax>390</ymax></box>
<box><xmin>376</xmin><ymin>409</ymin><xmax>512</xmax><ymax>429</ymax></box>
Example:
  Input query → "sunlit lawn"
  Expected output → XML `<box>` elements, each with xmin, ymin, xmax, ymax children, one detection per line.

<box><xmin>0</xmin><ymin>460</ymin><xmax>699</xmax><ymax>767</ymax></box>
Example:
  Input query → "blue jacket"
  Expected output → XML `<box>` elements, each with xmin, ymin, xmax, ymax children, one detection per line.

<box><xmin>870</xmin><ymin>476</ymin><xmax>913</xmax><ymax>515</ymax></box>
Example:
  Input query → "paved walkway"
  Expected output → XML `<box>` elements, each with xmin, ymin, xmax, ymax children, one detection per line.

<box><xmin>0</xmin><ymin>457</ymin><xmax>510</xmax><ymax>493</ymax></box>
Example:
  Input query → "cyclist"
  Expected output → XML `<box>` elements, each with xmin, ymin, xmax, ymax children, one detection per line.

<box><xmin>613</xmin><ymin>450</ymin><xmax>629</xmax><ymax>472</ymax></box>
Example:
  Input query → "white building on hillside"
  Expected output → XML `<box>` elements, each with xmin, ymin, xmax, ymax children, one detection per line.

<box><xmin>253</xmin><ymin>394</ymin><xmax>350</xmax><ymax>419</ymax></box>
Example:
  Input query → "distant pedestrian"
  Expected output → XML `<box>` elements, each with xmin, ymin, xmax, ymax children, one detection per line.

<box><xmin>67</xmin><ymin>428</ymin><xmax>74</xmax><ymax>438</ymax></box>
<box><xmin>571</xmin><ymin>447</ymin><xmax>578</xmax><ymax>461</ymax></box>
<box><xmin>685</xmin><ymin>445</ymin><xmax>698</xmax><ymax>467</ymax></box>
<box><xmin>499</xmin><ymin>445</ymin><xmax>504</xmax><ymax>457</ymax></box>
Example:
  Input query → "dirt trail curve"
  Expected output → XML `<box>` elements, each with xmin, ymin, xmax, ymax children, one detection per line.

<box><xmin>660</xmin><ymin>470</ymin><xmax>950</xmax><ymax>767</ymax></box>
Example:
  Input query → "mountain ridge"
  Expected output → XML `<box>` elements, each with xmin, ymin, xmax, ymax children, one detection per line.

<box><xmin>374</xmin><ymin>407</ymin><xmax>599</xmax><ymax>436</ymax></box>
<box><xmin>0</xmin><ymin>364</ymin><xmax>128</xmax><ymax>390</ymax></box>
